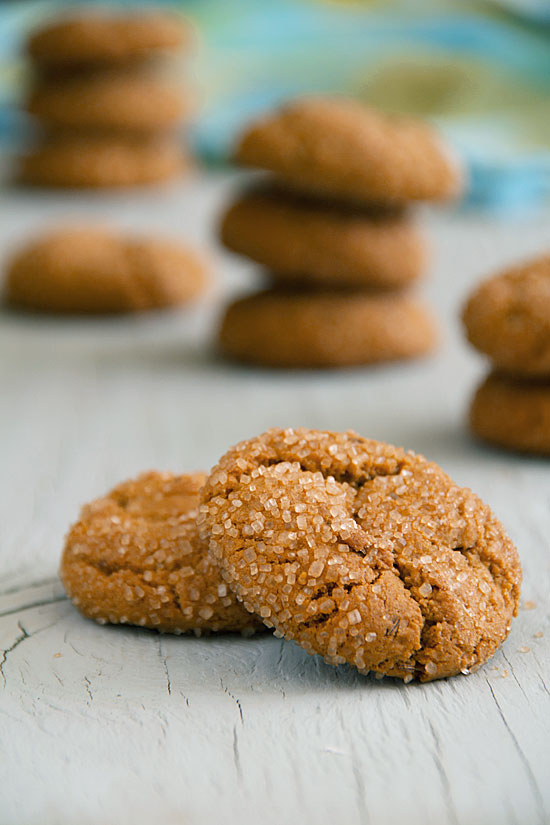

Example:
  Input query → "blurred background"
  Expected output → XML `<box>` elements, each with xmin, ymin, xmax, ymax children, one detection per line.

<box><xmin>1</xmin><ymin>0</ymin><xmax>550</xmax><ymax>212</ymax></box>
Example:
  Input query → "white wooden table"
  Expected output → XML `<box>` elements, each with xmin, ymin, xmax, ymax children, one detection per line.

<box><xmin>1</xmin><ymin>171</ymin><xmax>549</xmax><ymax>825</ymax></box>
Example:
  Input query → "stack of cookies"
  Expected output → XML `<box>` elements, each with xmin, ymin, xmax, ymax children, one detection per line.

<box><xmin>463</xmin><ymin>254</ymin><xmax>550</xmax><ymax>455</ymax></box>
<box><xmin>218</xmin><ymin>97</ymin><xmax>464</xmax><ymax>368</ymax></box>
<box><xmin>19</xmin><ymin>10</ymin><xmax>191</xmax><ymax>188</ymax></box>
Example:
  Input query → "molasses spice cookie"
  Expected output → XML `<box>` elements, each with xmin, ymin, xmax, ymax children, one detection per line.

<box><xmin>5</xmin><ymin>226</ymin><xmax>208</xmax><ymax>314</ymax></box>
<box><xmin>470</xmin><ymin>372</ymin><xmax>550</xmax><ymax>456</ymax></box>
<box><xmin>27</xmin><ymin>12</ymin><xmax>188</xmax><ymax>69</ymax></box>
<box><xmin>219</xmin><ymin>289</ymin><xmax>436</xmax><ymax>368</ymax></box>
<box><xmin>19</xmin><ymin>134</ymin><xmax>185</xmax><ymax>189</ymax></box>
<box><xmin>463</xmin><ymin>253</ymin><xmax>550</xmax><ymax>377</ymax></box>
<box><xmin>234</xmin><ymin>97</ymin><xmax>463</xmax><ymax>205</ymax></box>
<box><xmin>61</xmin><ymin>471</ymin><xmax>262</xmax><ymax>634</ymax></box>
<box><xmin>220</xmin><ymin>188</ymin><xmax>426</xmax><ymax>289</ymax></box>
<box><xmin>198</xmin><ymin>428</ymin><xmax>521</xmax><ymax>681</ymax></box>
<box><xmin>27</xmin><ymin>71</ymin><xmax>192</xmax><ymax>134</ymax></box>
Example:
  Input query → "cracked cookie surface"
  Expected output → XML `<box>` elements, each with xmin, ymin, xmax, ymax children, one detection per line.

<box><xmin>234</xmin><ymin>97</ymin><xmax>463</xmax><ymax>205</ymax></box>
<box><xmin>61</xmin><ymin>471</ymin><xmax>262</xmax><ymax>634</ymax></box>
<box><xmin>198</xmin><ymin>428</ymin><xmax>521</xmax><ymax>681</ymax></box>
<box><xmin>463</xmin><ymin>254</ymin><xmax>550</xmax><ymax>377</ymax></box>
<box><xmin>5</xmin><ymin>226</ymin><xmax>208</xmax><ymax>314</ymax></box>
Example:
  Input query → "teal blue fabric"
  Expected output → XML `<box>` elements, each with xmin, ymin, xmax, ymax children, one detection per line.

<box><xmin>1</xmin><ymin>0</ymin><xmax>550</xmax><ymax>210</ymax></box>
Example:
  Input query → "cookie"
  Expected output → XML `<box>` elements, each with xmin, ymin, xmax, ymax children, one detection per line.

<box><xmin>27</xmin><ymin>71</ymin><xmax>192</xmax><ymax>133</ymax></box>
<box><xmin>219</xmin><ymin>289</ymin><xmax>436</xmax><ymax>368</ymax></box>
<box><xmin>18</xmin><ymin>134</ymin><xmax>185</xmax><ymax>188</ymax></box>
<box><xmin>220</xmin><ymin>188</ymin><xmax>426</xmax><ymax>289</ymax></box>
<box><xmin>61</xmin><ymin>471</ymin><xmax>262</xmax><ymax>634</ymax></box>
<box><xmin>470</xmin><ymin>372</ymin><xmax>550</xmax><ymax>455</ymax></box>
<box><xmin>234</xmin><ymin>97</ymin><xmax>463</xmax><ymax>205</ymax></box>
<box><xmin>198</xmin><ymin>428</ymin><xmax>521</xmax><ymax>681</ymax></box>
<box><xmin>463</xmin><ymin>254</ymin><xmax>550</xmax><ymax>377</ymax></box>
<box><xmin>27</xmin><ymin>12</ymin><xmax>188</xmax><ymax>69</ymax></box>
<box><xmin>5</xmin><ymin>226</ymin><xmax>208</xmax><ymax>314</ymax></box>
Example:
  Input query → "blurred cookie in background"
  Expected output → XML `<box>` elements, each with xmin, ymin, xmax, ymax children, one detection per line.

<box><xmin>4</xmin><ymin>225</ymin><xmax>209</xmax><ymax>314</ymax></box>
<box><xmin>26</xmin><ymin>11</ymin><xmax>189</xmax><ymax>71</ymax></box>
<box><xmin>463</xmin><ymin>253</ymin><xmax>550</xmax><ymax>378</ymax></box>
<box><xmin>463</xmin><ymin>251</ymin><xmax>550</xmax><ymax>455</ymax></box>
<box><xmin>26</xmin><ymin>69</ymin><xmax>194</xmax><ymax>134</ymax></box>
<box><xmin>234</xmin><ymin>97</ymin><xmax>464</xmax><ymax>206</ymax></box>
<box><xmin>221</xmin><ymin>188</ymin><xmax>427</xmax><ymax>291</ymax></box>
<box><xmin>219</xmin><ymin>289</ymin><xmax>437</xmax><ymax>369</ymax></box>
<box><xmin>19</xmin><ymin>133</ymin><xmax>186</xmax><ymax>189</ymax></box>
<box><xmin>470</xmin><ymin>372</ymin><xmax>550</xmax><ymax>456</ymax></box>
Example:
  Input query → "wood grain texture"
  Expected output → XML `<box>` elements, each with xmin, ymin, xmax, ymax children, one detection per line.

<box><xmin>0</xmin><ymin>172</ymin><xmax>549</xmax><ymax>825</ymax></box>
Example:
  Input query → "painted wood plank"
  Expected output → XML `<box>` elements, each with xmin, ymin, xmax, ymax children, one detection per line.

<box><xmin>0</xmin><ymin>172</ymin><xmax>548</xmax><ymax>825</ymax></box>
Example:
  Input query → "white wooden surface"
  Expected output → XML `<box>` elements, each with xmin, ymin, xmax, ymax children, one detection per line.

<box><xmin>0</xmin><ymin>172</ymin><xmax>549</xmax><ymax>825</ymax></box>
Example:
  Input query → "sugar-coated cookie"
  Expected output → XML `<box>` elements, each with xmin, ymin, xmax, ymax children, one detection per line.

<box><xmin>463</xmin><ymin>254</ymin><xmax>550</xmax><ymax>377</ymax></box>
<box><xmin>61</xmin><ymin>471</ymin><xmax>262</xmax><ymax>634</ymax></box>
<box><xmin>234</xmin><ymin>97</ymin><xmax>463</xmax><ymax>205</ymax></box>
<box><xmin>198</xmin><ymin>428</ymin><xmax>521</xmax><ymax>681</ymax></box>
<box><xmin>219</xmin><ymin>289</ymin><xmax>437</xmax><ymax>368</ymax></box>
<box><xmin>220</xmin><ymin>188</ymin><xmax>427</xmax><ymax>289</ymax></box>
<box><xmin>19</xmin><ymin>134</ymin><xmax>185</xmax><ymax>189</ymax></box>
<box><xmin>27</xmin><ymin>71</ymin><xmax>192</xmax><ymax>133</ymax></box>
<box><xmin>470</xmin><ymin>372</ymin><xmax>550</xmax><ymax>456</ymax></box>
<box><xmin>27</xmin><ymin>12</ymin><xmax>188</xmax><ymax>69</ymax></box>
<box><xmin>5</xmin><ymin>226</ymin><xmax>208</xmax><ymax>314</ymax></box>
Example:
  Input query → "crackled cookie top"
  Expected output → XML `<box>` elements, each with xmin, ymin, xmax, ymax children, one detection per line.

<box><xmin>463</xmin><ymin>254</ymin><xmax>550</xmax><ymax>377</ymax></box>
<box><xmin>198</xmin><ymin>428</ymin><xmax>521</xmax><ymax>681</ymax></box>
<box><xmin>61</xmin><ymin>471</ymin><xmax>262</xmax><ymax>634</ymax></box>
<box><xmin>234</xmin><ymin>97</ymin><xmax>463</xmax><ymax>205</ymax></box>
